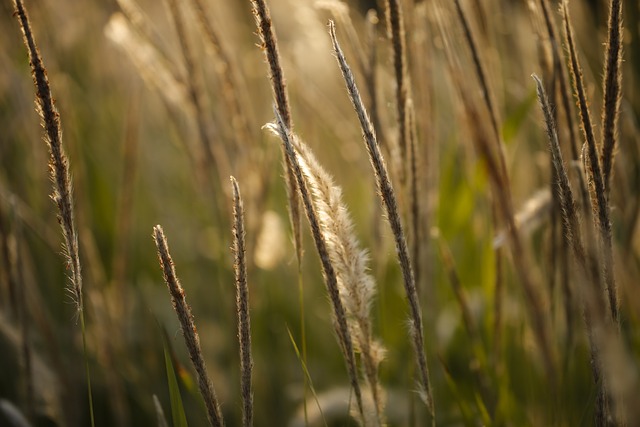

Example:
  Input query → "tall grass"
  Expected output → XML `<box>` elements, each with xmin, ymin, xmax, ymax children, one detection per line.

<box><xmin>2</xmin><ymin>0</ymin><xmax>640</xmax><ymax>425</ymax></box>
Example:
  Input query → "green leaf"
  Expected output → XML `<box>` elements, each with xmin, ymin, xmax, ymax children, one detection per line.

<box><xmin>163</xmin><ymin>336</ymin><xmax>189</xmax><ymax>427</ymax></box>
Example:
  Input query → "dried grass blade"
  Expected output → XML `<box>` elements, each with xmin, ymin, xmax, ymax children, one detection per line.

<box><xmin>230</xmin><ymin>177</ymin><xmax>254</xmax><ymax>427</ymax></box>
<box><xmin>153</xmin><ymin>225</ymin><xmax>224</xmax><ymax>427</ymax></box>
<box><xmin>561</xmin><ymin>1</ymin><xmax>618</xmax><ymax>323</ymax></box>
<box><xmin>385</xmin><ymin>0</ymin><xmax>410</xmax><ymax>186</ymax></box>
<box><xmin>271</xmin><ymin>111</ymin><xmax>365</xmax><ymax>423</ymax></box>
<box><xmin>329</xmin><ymin>21</ymin><xmax>434</xmax><ymax>419</ymax></box>
<box><xmin>249</xmin><ymin>0</ymin><xmax>302</xmax><ymax>263</ymax></box>
<box><xmin>600</xmin><ymin>0</ymin><xmax>623</xmax><ymax>197</ymax></box>
<box><xmin>12</xmin><ymin>2</ymin><xmax>95</xmax><ymax>425</ymax></box>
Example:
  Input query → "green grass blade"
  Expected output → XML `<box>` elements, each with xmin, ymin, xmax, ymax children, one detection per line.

<box><xmin>286</xmin><ymin>325</ymin><xmax>328</xmax><ymax>427</ymax></box>
<box><xmin>162</xmin><ymin>336</ymin><xmax>189</xmax><ymax>427</ymax></box>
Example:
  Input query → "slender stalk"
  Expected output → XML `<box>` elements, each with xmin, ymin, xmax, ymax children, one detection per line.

<box><xmin>600</xmin><ymin>0</ymin><xmax>623</xmax><ymax>197</ymax></box>
<box><xmin>385</xmin><ymin>0</ymin><xmax>410</xmax><ymax>186</ymax></box>
<box><xmin>153</xmin><ymin>226</ymin><xmax>224</xmax><ymax>427</ymax></box>
<box><xmin>453</xmin><ymin>0</ymin><xmax>500</xmax><ymax>144</ymax></box>
<box><xmin>230</xmin><ymin>177</ymin><xmax>254</xmax><ymax>427</ymax></box>
<box><xmin>533</xmin><ymin>74</ymin><xmax>620</xmax><ymax>426</ymax></box>
<box><xmin>166</xmin><ymin>0</ymin><xmax>222</xmax><ymax>187</ymax></box>
<box><xmin>12</xmin><ymin>1</ymin><xmax>94</xmax><ymax>425</ymax></box>
<box><xmin>271</xmin><ymin>110</ymin><xmax>365</xmax><ymax>423</ymax></box>
<box><xmin>562</xmin><ymin>1</ymin><xmax>618</xmax><ymax>324</ymax></box>
<box><xmin>329</xmin><ymin>21</ymin><xmax>434</xmax><ymax>419</ymax></box>
<box><xmin>249</xmin><ymin>0</ymin><xmax>302</xmax><ymax>264</ymax></box>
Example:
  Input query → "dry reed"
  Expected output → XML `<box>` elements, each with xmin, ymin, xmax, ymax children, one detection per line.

<box><xmin>230</xmin><ymin>177</ymin><xmax>253</xmax><ymax>427</ymax></box>
<box><xmin>600</xmin><ymin>0</ymin><xmax>623</xmax><ymax>197</ymax></box>
<box><xmin>266</xmin><ymin>122</ymin><xmax>386</xmax><ymax>425</ymax></box>
<box><xmin>329</xmin><ymin>21</ymin><xmax>434</xmax><ymax>418</ymax></box>
<box><xmin>561</xmin><ymin>1</ymin><xmax>618</xmax><ymax>324</ymax></box>
<box><xmin>453</xmin><ymin>0</ymin><xmax>499</xmax><ymax>142</ymax></box>
<box><xmin>534</xmin><ymin>74</ymin><xmax>617</xmax><ymax>425</ymax></box>
<box><xmin>385</xmin><ymin>0</ymin><xmax>410</xmax><ymax>185</ymax></box>
<box><xmin>434</xmin><ymin>9</ymin><xmax>556</xmax><ymax>377</ymax></box>
<box><xmin>407</xmin><ymin>99</ymin><xmax>421</xmax><ymax>294</ymax></box>
<box><xmin>188</xmin><ymin>0</ymin><xmax>252</xmax><ymax>149</ymax></box>
<box><xmin>166</xmin><ymin>0</ymin><xmax>223</xmax><ymax>186</ymax></box>
<box><xmin>271</xmin><ymin>110</ymin><xmax>366</xmax><ymax>423</ymax></box>
<box><xmin>12</xmin><ymin>1</ymin><xmax>95</xmax><ymax>424</ymax></box>
<box><xmin>153</xmin><ymin>225</ymin><xmax>224</xmax><ymax>427</ymax></box>
<box><xmin>250</xmin><ymin>0</ymin><xmax>302</xmax><ymax>264</ymax></box>
<box><xmin>13</xmin><ymin>0</ymin><xmax>83</xmax><ymax>314</ymax></box>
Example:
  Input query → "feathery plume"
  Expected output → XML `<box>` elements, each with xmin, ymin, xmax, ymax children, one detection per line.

<box><xmin>266</xmin><ymin>123</ymin><xmax>386</xmax><ymax>425</ymax></box>
<box><xmin>13</xmin><ymin>0</ymin><xmax>83</xmax><ymax>313</ymax></box>
<box><xmin>270</xmin><ymin>110</ymin><xmax>366</xmax><ymax>423</ymax></box>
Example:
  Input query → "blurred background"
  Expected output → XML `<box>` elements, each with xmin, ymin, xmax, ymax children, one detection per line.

<box><xmin>1</xmin><ymin>0</ymin><xmax>639</xmax><ymax>425</ymax></box>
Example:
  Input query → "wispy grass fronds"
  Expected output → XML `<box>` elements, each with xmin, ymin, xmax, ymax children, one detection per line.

<box><xmin>364</xmin><ymin>9</ymin><xmax>382</xmax><ymax>142</ymax></box>
<box><xmin>533</xmin><ymin>75</ymin><xmax>582</xmax><ymax>265</ymax></box>
<box><xmin>385</xmin><ymin>0</ymin><xmax>410</xmax><ymax>185</ymax></box>
<box><xmin>535</xmin><ymin>73</ymin><xmax>613</xmax><ymax>424</ymax></box>
<box><xmin>270</xmin><ymin>110</ymin><xmax>365</xmax><ymax>423</ymax></box>
<box><xmin>600</xmin><ymin>0</ymin><xmax>623</xmax><ymax>197</ymax></box>
<box><xmin>315</xmin><ymin>0</ymin><xmax>367</xmax><ymax>77</ymax></box>
<box><xmin>250</xmin><ymin>0</ymin><xmax>302</xmax><ymax>264</ymax></box>
<box><xmin>329</xmin><ymin>21</ymin><xmax>434</xmax><ymax>419</ymax></box>
<box><xmin>561</xmin><ymin>1</ymin><xmax>618</xmax><ymax>324</ymax></box>
<box><xmin>188</xmin><ymin>0</ymin><xmax>252</xmax><ymax>149</ymax></box>
<box><xmin>12</xmin><ymin>2</ymin><xmax>95</xmax><ymax>424</ymax></box>
<box><xmin>453</xmin><ymin>0</ymin><xmax>499</xmax><ymax>142</ymax></box>
<box><xmin>105</xmin><ymin>13</ymin><xmax>189</xmax><ymax>113</ymax></box>
<box><xmin>434</xmin><ymin>8</ymin><xmax>556</xmax><ymax>376</ymax></box>
<box><xmin>533</xmin><ymin>74</ymin><xmax>639</xmax><ymax>424</ymax></box>
<box><xmin>266</xmin><ymin>122</ymin><xmax>386</xmax><ymax>425</ymax></box>
<box><xmin>465</xmin><ymin>93</ymin><xmax>557</xmax><ymax>381</ymax></box>
<box><xmin>166</xmin><ymin>0</ymin><xmax>222</xmax><ymax>185</ymax></box>
<box><xmin>537</xmin><ymin>0</ymin><xmax>581</xmax><ymax>164</ymax></box>
<box><xmin>230</xmin><ymin>177</ymin><xmax>253</xmax><ymax>427</ymax></box>
<box><xmin>153</xmin><ymin>225</ymin><xmax>224</xmax><ymax>427</ymax></box>
<box><xmin>13</xmin><ymin>0</ymin><xmax>82</xmax><ymax>315</ymax></box>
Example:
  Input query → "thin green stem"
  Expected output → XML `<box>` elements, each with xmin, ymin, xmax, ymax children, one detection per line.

<box><xmin>80</xmin><ymin>309</ymin><xmax>96</xmax><ymax>427</ymax></box>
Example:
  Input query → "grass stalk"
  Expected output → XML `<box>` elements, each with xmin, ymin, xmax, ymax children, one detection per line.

<box><xmin>533</xmin><ymin>74</ymin><xmax>628</xmax><ymax>425</ymax></box>
<box><xmin>166</xmin><ymin>0</ymin><xmax>223</xmax><ymax>187</ymax></box>
<box><xmin>249</xmin><ymin>0</ymin><xmax>302</xmax><ymax>265</ymax></box>
<box><xmin>268</xmin><ymin>124</ymin><xmax>387</xmax><ymax>425</ymax></box>
<box><xmin>230</xmin><ymin>177</ymin><xmax>254</xmax><ymax>427</ymax></box>
<box><xmin>153</xmin><ymin>225</ymin><xmax>224</xmax><ymax>427</ymax></box>
<box><xmin>435</xmin><ymin>9</ymin><xmax>556</xmax><ymax>377</ymax></box>
<box><xmin>385</xmin><ymin>0</ymin><xmax>410</xmax><ymax>187</ymax></box>
<box><xmin>271</xmin><ymin>110</ymin><xmax>366</xmax><ymax>423</ymax></box>
<box><xmin>329</xmin><ymin>21</ymin><xmax>434</xmax><ymax>420</ymax></box>
<box><xmin>600</xmin><ymin>0</ymin><xmax>623</xmax><ymax>197</ymax></box>
<box><xmin>561</xmin><ymin>1</ymin><xmax>618</xmax><ymax>324</ymax></box>
<box><xmin>453</xmin><ymin>0</ymin><xmax>500</xmax><ymax>144</ymax></box>
<box><xmin>12</xmin><ymin>1</ymin><xmax>94</xmax><ymax>425</ymax></box>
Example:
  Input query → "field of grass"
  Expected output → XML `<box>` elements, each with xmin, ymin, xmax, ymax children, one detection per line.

<box><xmin>1</xmin><ymin>0</ymin><xmax>639</xmax><ymax>425</ymax></box>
